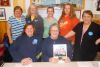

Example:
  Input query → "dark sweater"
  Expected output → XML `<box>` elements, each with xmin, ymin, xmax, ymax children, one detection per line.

<box><xmin>9</xmin><ymin>35</ymin><xmax>41</xmax><ymax>62</ymax></box>
<box><xmin>26</xmin><ymin>15</ymin><xmax>44</xmax><ymax>40</ymax></box>
<box><xmin>73</xmin><ymin>22</ymin><xmax>100</xmax><ymax>61</ymax></box>
<box><xmin>42</xmin><ymin>36</ymin><xmax>73</xmax><ymax>62</ymax></box>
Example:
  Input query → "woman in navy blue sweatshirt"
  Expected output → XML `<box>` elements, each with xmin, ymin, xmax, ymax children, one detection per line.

<box><xmin>9</xmin><ymin>23</ymin><xmax>41</xmax><ymax>64</ymax></box>
<box><xmin>42</xmin><ymin>23</ymin><xmax>73</xmax><ymax>63</ymax></box>
<box><xmin>26</xmin><ymin>4</ymin><xmax>44</xmax><ymax>43</ymax></box>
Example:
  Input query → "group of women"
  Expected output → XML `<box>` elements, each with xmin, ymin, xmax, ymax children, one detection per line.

<box><xmin>6</xmin><ymin>3</ymin><xmax>100</xmax><ymax>64</ymax></box>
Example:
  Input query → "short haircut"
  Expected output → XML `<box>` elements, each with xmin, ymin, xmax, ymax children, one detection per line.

<box><xmin>47</xmin><ymin>6</ymin><xmax>54</xmax><ymax>12</ymax></box>
<box><xmin>82</xmin><ymin>10</ymin><xmax>93</xmax><ymax>18</ymax></box>
<box><xmin>14</xmin><ymin>6</ymin><xmax>23</xmax><ymax>13</ymax></box>
<box><xmin>49</xmin><ymin>23</ymin><xmax>59</xmax><ymax>35</ymax></box>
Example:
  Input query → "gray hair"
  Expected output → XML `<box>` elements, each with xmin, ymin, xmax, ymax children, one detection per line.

<box><xmin>49</xmin><ymin>23</ymin><xmax>59</xmax><ymax>35</ymax></box>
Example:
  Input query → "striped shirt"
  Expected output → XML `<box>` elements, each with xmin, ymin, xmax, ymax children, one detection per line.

<box><xmin>8</xmin><ymin>15</ymin><xmax>26</xmax><ymax>40</ymax></box>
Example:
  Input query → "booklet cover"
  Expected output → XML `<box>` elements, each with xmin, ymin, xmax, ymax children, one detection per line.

<box><xmin>53</xmin><ymin>44</ymin><xmax>67</xmax><ymax>60</ymax></box>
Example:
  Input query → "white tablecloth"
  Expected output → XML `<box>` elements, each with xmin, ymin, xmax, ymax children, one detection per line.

<box><xmin>3</xmin><ymin>61</ymin><xmax>100</xmax><ymax>67</ymax></box>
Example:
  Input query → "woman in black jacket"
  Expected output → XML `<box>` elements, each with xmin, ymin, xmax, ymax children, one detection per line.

<box><xmin>65</xmin><ymin>10</ymin><xmax>100</xmax><ymax>61</ymax></box>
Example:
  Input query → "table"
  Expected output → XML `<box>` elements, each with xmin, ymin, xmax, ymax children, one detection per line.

<box><xmin>3</xmin><ymin>61</ymin><xmax>100</xmax><ymax>67</ymax></box>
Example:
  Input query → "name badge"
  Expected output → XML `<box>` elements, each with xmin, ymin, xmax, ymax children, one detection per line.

<box><xmin>32</xmin><ymin>39</ymin><xmax>38</xmax><ymax>45</ymax></box>
<box><xmin>88</xmin><ymin>31</ymin><xmax>93</xmax><ymax>36</ymax></box>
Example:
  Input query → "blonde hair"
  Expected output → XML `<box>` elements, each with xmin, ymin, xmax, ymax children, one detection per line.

<box><xmin>27</xmin><ymin>4</ymin><xmax>38</xmax><ymax>17</ymax></box>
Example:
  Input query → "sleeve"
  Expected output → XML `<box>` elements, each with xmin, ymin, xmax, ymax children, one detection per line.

<box><xmin>31</xmin><ymin>45</ymin><xmax>39</xmax><ymax>62</ymax></box>
<box><xmin>41</xmin><ymin>41</ymin><xmax>50</xmax><ymax>62</ymax></box>
<box><xmin>71</xmin><ymin>17</ymin><xmax>79</xmax><ymax>30</ymax></box>
<box><xmin>73</xmin><ymin>22</ymin><xmax>81</xmax><ymax>33</ymax></box>
<box><xmin>9</xmin><ymin>38</ymin><xmax>23</xmax><ymax>62</ymax></box>
<box><xmin>25</xmin><ymin>16</ymin><xmax>31</xmax><ymax>24</ymax></box>
<box><xmin>94</xmin><ymin>24</ymin><xmax>100</xmax><ymax>42</ymax></box>
<box><xmin>8</xmin><ymin>16</ymin><xmax>12</xmax><ymax>25</ymax></box>
<box><xmin>29</xmin><ymin>37</ymin><xmax>43</xmax><ymax>62</ymax></box>
<box><xmin>96</xmin><ymin>24</ymin><xmax>100</xmax><ymax>38</ymax></box>
<box><xmin>37</xmin><ymin>17</ymin><xmax>44</xmax><ymax>42</ymax></box>
<box><xmin>66</xmin><ymin>40</ymin><xmax>73</xmax><ymax>60</ymax></box>
<box><xmin>34</xmin><ymin>40</ymin><xmax>42</xmax><ymax>61</ymax></box>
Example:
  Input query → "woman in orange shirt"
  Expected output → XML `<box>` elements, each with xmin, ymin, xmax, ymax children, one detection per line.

<box><xmin>58</xmin><ymin>3</ymin><xmax>79</xmax><ymax>44</ymax></box>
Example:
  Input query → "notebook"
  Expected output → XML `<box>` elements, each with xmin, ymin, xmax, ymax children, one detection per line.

<box><xmin>53</xmin><ymin>44</ymin><xmax>67</xmax><ymax>60</ymax></box>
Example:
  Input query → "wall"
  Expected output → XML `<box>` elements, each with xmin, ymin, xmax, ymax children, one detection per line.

<box><xmin>0</xmin><ymin>0</ymin><xmax>13</xmax><ymax>20</ymax></box>
<box><xmin>0</xmin><ymin>0</ymin><xmax>99</xmax><ymax>21</ymax></box>
<box><xmin>0</xmin><ymin>0</ymin><xmax>30</xmax><ymax>20</ymax></box>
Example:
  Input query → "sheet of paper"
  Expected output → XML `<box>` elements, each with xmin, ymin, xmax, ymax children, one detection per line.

<box><xmin>53</xmin><ymin>44</ymin><xmax>67</xmax><ymax>60</ymax></box>
<box><xmin>15</xmin><ymin>63</ymin><xmax>32</xmax><ymax>67</ymax></box>
<box><xmin>98</xmin><ymin>62</ymin><xmax>100</xmax><ymax>67</ymax></box>
<box><xmin>77</xmin><ymin>62</ymin><xmax>93</xmax><ymax>67</ymax></box>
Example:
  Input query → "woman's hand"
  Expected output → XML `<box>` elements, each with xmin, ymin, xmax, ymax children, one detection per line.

<box><xmin>64</xmin><ymin>57</ymin><xmax>71</xmax><ymax>63</ymax></box>
<box><xmin>21</xmin><ymin>57</ymin><xmax>32</xmax><ymax>65</ymax></box>
<box><xmin>95</xmin><ymin>38</ymin><xmax>100</xmax><ymax>45</ymax></box>
<box><xmin>49</xmin><ymin>57</ymin><xmax>59</xmax><ymax>63</ymax></box>
<box><xmin>64</xmin><ymin>31</ymin><xmax>75</xmax><ymax>39</ymax></box>
<box><xmin>9</xmin><ymin>39</ymin><xmax>13</xmax><ymax>44</ymax></box>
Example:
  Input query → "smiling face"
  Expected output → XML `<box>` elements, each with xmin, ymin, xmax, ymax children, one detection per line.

<box><xmin>50</xmin><ymin>25</ymin><xmax>59</xmax><ymax>40</ymax></box>
<box><xmin>82</xmin><ymin>13</ymin><xmax>92</xmax><ymax>24</ymax></box>
<box><xmin>30</xmin><ymin>5</ymin><xmax>37</xmax><ymax>15</ymax></box>
<box><xmin>64</xmin><ymin>4</ymin><xmax>71</xmax><ymax>16</ymax></box>
<box><xmin>47</xmin><ymin>8</ymin><xmax>54</xmax><ymax>17</ymax></box>
<box><xmin>14</xmin><ymin>9</ymin><xmax>22</xmax><ymax>18</ymax></box>
<box><xmin>82</xmin><ymin>10</ymin><xmax>93</xmax><ymax>24</ymax></box>
<box><xmin>25</xmin><ymin>25</ymin><xmax>34</xmax><ymax>37</ymax></box>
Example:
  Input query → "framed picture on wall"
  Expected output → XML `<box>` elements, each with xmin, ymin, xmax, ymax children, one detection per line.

<box><xmin>0</xmin><ymin>8</ymin><xmax>6</xmax><ymax>20</ymax></box>
<box><xmin>0</xmin><ymin>0</ymin><xmax>10</xmax><ymax>6</ymax></box>
<box><xmin>96</xmin><ymin>0</ymin><xmax>100</xmax><ymax>11</ymax></box>
<box><xmin>75</xmin><ymin>10</ymin><xmax>81</xmax><ymax>19</ymax></box>
<box><xmin>93</xmin><ymin>0</ymin><xmax>100</xmax><ymax>14</ymax></box>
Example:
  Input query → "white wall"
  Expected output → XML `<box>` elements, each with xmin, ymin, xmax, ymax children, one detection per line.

<box><xmin>82</xmin><ymin>0</ymin><xmax>100</xmax><ymax>14</ymax></box>
<box><xmin>0</xmin><ymin>0</ymin><xmax>99</xmax><ymax>20</ymax></box>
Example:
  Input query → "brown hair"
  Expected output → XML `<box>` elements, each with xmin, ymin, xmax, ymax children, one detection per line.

<box><xmin>22</xmin><ymin>23</ymin><xmax>36</xmax><ymax>35</ymax></box>
<box><xmin>82</xmin><ymin>10</ymin><xmax>93</xmax><ymax>18</ymax></box>
<box><xmin>47</xmin><ymin>6</ymin><xmax>54</xmax><ymax>12</ymax></box>
<box><xmin>14</xmin><ymin>6</ymin><xmax>23</xmax><ymax>13</ymax></box>
<box><xmin>58</xmin><ymin>3</ymin><xmax>76</xmax><ymax>23</ymax></box>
